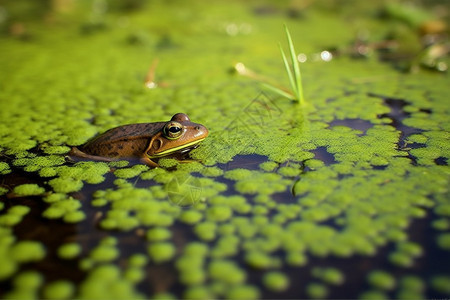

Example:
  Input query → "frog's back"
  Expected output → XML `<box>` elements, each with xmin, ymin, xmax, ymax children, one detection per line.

<box><xmin>81</xmin><ymin>122</ymin><xmax>165</xmax><ymax>158</ymax></box>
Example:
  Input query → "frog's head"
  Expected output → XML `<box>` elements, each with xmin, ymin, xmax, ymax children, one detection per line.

<box><xmin>148</xmin><ymin>113</ymin><xmax>209</xmax><ymax>158</ymax></box>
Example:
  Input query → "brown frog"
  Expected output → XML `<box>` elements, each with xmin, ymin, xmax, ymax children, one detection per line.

<box><xmin>69</xmin><ymin>113</ymin><xmax>208</xmax><ymax>167</ymax></box>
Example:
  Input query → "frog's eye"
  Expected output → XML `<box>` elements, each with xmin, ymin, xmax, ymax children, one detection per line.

<box><xmin>164</xmin><ymin>121</ymin><xmax>183</xmax><ymax>139</ymax></box>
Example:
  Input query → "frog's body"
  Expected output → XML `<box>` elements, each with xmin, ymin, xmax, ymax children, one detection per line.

<box><xmin>69</xmin><ymin>113</ymin><xmax>208</xmax><ymax>167</ymax></box>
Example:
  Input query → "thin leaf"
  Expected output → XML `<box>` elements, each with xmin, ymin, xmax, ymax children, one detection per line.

<box><xmin>279</xmin><ymin>43</ymin><xmax>297</xmax><ymax>97</ymax></box>
<box><xmin>261</xmin><ymin>83</ymin><xmax>295</xmax><ymax>100</ymax></box>
<box><xmin>284</xmin><ymin>24</ymin><xmax>304</xmax><ymax>104</ymax></box>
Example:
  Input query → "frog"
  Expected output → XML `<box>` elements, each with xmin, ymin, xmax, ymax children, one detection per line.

<box><xmin>68</xmin><ymin>113</ymin><xmax>208</xmax><ymax>167</ymax></box>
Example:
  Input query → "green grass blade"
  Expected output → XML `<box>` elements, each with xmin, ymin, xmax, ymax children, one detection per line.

<box><xmin>279</xmin><ymin>43</ymin><xmax>297</xmax><ymax>97</ymax></box>
<box><xmin>284</xmin><ymin>24</ymin><xmax>304</xmax><ymax>104</ymax></box>
<box><xmin>261</xmin><ymin>83</ymin><xmax>295</xmax><ymax>100</ymax></box>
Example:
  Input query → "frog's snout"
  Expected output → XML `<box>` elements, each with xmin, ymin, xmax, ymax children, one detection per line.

<box><xmin>194</xmin><ymin>124</ymin><xmax>209</xmax><ymax>140</ymax></box>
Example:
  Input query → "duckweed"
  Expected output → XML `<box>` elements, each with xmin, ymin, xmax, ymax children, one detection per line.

<box><xmin>368</xmin><ymin>270</ymin><xmax>396</xmax><ymax>291</ymax></box>
<box><xmin>245</xmin><ymin>251</ymin><xmax>275</xmax><ymax>269</ymax></box>
<box><xmin>90</xmin><ymin>244</ymin><xmax>119</xmax><ymax>263</ymax></box>
<box><xmin>11</xmin><ymin>241</ymin><xmax>46</xmax><ymax>263</ymax></box>
<box><xmin>437</xmin><ymin>233</ymin><xmax>450</xmax><ymax>250</ymax></box>
<box><xmin>194</xmin><ymin>221</ymin><xmax>217</xmax><ymax>241</ymax></box>
<box><xmin>431</xmin><ymin>276</ymin><xmax>450</xmax><ymax>294</ymax></box>
<box><xmin>12</xmin><ymin>184</ymin><xmax>45</xmax><ymax>196</ymax></box>
<box><xmin>63</xmin><ymin>210</ymin><xmax>86</xmax><ymax>223</ymax></box>
<box><xmin>263</xmin><ymin>271</ymin><xmax>290</xmax><ymax>292</ymax></box>
<box><xmin>14</xmin><ymin>271</ymin><xmax>43</xmax><ymax>289</ymax></box>
<box><xmin>206</xmin><ymin>205</ymin><xmax>233</xmax><ymax>222</ymax></box>
<box><xmin>146</xmin><ymin>227</ymin><xmax>172</xmax><ymax>241</ymax></box>
<box><xmin>43</xmin><ymin>280</ymin><xmax>75</xmax><ymax>300</ymax></box>
<box><xmin>306</xmin><ymin>283</ymin><xmax>329</xmax><ymax>299</ymax></box>
<box><xmin>0</xmin><ymin>162</ymin><xmax>11</xmax><ymax>175</ymax></box>
<box><xmin>148</xmin><ymin>242</ymin><xmax>176</xmax><ymax>263</ymax></box>
<box><xmin>179</xmin><ymin>210</ymin><xmax>203</xmax><ymax>224</ymax></box>
<box><xmin>398</xmin><ymin>275</ymin><xmax>425</xmax><ymax>299</ymax></box>
<box><xmin>226</xmin><ymin>285</ymin><xmax>260</xmax><ymax>300</ymax></box>
<box><xmin>312</xmin><ymin>267</ymin><xmax>345</xmax><ymax>285</ymax></box>
<box><xmin>432</xmin><ymin>218</ymin><xmax>450</xmax><ymax>231</ymax></box>
<box><xmin>114</xmin><ymin>165</ymin><xmax>149</xmax><ymax>179</ymax></box>
<box><xmin>209</xmin><ymin>259</ymin><xmax>246</xmax><ymax>284</ymax></box>
<box><xmin>49</xmin><ymin>177</ymin><xmax>83</xmax><ymax>194</ymax></box>
<box><xmin>78</xmin><ymin>264</ymin><xmax>142</xmax><ymax>299</ymax></box>
<box><xmin>58</xmin><ymin>243</ymin><xmax>82</xmax><ymax>259</ymax></box>
<box><xmin>183</xmin><ymin>286</ymin><xmax>214</xmax><ymax>299</ymax></box>
<box><xmin>1</xmin><ymin>1</ymin><xmax>449</xmax><ymax>299</ymax></box>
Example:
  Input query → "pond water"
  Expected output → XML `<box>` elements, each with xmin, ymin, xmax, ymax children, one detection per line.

<box><xmin>0</xmin><ymin>0</ymin><xmax>449</xmax><ymax>299</ymax></box>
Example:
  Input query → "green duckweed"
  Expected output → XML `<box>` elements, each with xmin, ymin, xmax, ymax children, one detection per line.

<box><xmin>148</xmin><ymin>242</ymin><xmax>176</xmax><ymax>263</ymax></box>
<box><xmin>184</xmin><ymin>286</ymin><xmax>214</xmax><ymax>299</ymax></box>
<box><xmin>58</xmin><ymin>243</ymin><xmax>82</xmax><ymax>259</ymax></box>
<box><xmin>209</xmin><ymin>259</ymin><xmax>246</xmax><ymax>284</ymax></box>
<box><xmin>78</xmin><ymin>264</ymin><xmax>142</xmax><ymax>299</ymax></box>
<box><xmin>124</xmin><ymin>267</ymin><xmax>145</xmax><ymax>283</ymax></box>
<box><xmin>312</xmin><ymin>267</ymin><xmax>345</xmax><ymax>285</ymax></box>
<box><xmin>43</xmin><ymin>280</ymin><xmax>75</xmax><ymax>300</ymax></box>
<box><xmin>48</xmin><ymin>177</ymin><xmax>83</xmax><ymax>194</ymax></box>
<box><xmin>114</xmin><ymin>164</ymin><xmax>149</xmax><ymax>179</ymax></box>
<box><xmin>179</xmin><ymin>210</ymin><xmax>204</xmax><ymax>224</ymax></box>
<box><xmin>259</xmin><ymin>161</ymin><xmax>278</xmax><ymax>172</ymax></box>
<box><xmin>263</xmin><ymin>271</ymin><xmax>290</xmax><ymax>292</ymax></box>
<box><xmin>89</xmin><ymin>244</ymin><xmax>119</xmax><ymax>263</ymax></box>
<box><xmin>4</xmin><ymin>271</ymin><xmax>44</xmax><ymax>299</ymax></box>
<box><xmin>431</xmin><ymin>276</ymin><xmax>450</xmax><ymax>295</ymax></box>
<box><xmin>194</xmin><ymin>221</ymin><xmax>217</xmax><ymax>241</ymax></box>
<box><xmin>11</xmin><ymin>241</ymin><xmax>46</xmax><ymax>263</ymax></box>
<box><xmin>396</xmin><ymin>275</ymin><xmax>425</xmax><ymax>299</ymax></box>
<box><xmin>0</xmin><ymin>162</ymin><xmax>11</xmax><ymax>175</ymax></box>
<box><xmin>245</xmin><ymin>251</ymin><xmax>275</xmax><ymax>269</ymax></box>
<box><xmin>437</xmin><ymin>233</ymin><xmax>450</xmax><ymax>250</ymax></box>
<box><xmin>432</xmin><ymin>218</ymin><xmax>450</xmax><ymax>231</ymax></box>
<box><xmin>0</xmin><ymin>1</ymin><xmax>449</xmax><ymax>299</ymax></box>
<box><xmin>226</xmin><ymin>285</ymin><xmax>260</xmax><ymax>300</ymax></box>
<box><xmin>306</xmin><ymin>283</ymin><xmax>329</xmax><ymax>299</ymax></box>
<box><xmin>13</xmin><ymin>184</ymin><xmax>45</xmax><ymax>196</ymax></box>
<box><xmin>146</xmin><ymin>227</ymin><xmax>172</xmax><ymax>241</ymax></box>
<box><xmin>206</xmin><ymin>205</ymin><xmax>233</xmax><ymax>222</ymax></box>
<box><xmin>367</xmin><ymin>270</ymin><xmax>396</xmax><ymax>291</ymax></box>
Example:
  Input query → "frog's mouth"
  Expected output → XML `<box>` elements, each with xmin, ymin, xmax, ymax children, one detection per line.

<box><xmin>149</xmin><ymin>138</ymin><xmax>205</xmax><ymax>158</ymax></box>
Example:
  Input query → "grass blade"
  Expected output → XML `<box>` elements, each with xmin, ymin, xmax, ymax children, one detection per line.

<box><xmin>284</xmin><ymin>24</ymin><xmax>304</xmax><ymax>105</ymax></box>
<box><xmin>261</xmin><ymin>83</ymin><xmax>294</xmax><ymax>100</ymax></box>
<box><xmin>279</xmin><ymin>43</ymin><xmax>297</xmax><ymax>98</ymax></box>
